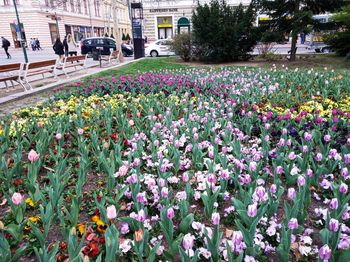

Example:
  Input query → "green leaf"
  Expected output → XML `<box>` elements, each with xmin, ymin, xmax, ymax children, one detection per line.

<box><xmin>179</xmin><ymin>214</ymin><xmax>194</xmax><ymax>233</ymax></box>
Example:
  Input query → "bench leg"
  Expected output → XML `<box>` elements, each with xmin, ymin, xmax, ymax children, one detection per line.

<box><xmin>24</xmin><ymin>77</ymin><xmax>32</xmax><ymax>90</ymax></box>
<box><xmin>18</xmin><ymin>79</ymin><xmax>27</xmax><ymax>92</ymax></box>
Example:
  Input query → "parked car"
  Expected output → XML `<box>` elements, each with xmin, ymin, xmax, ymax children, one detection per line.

<box><xmin>145</xmin><ymin>39</ymin><xmax>175</xmax><ymax>57</ymax></box>
<box><xmin>306</xmin><ymin>43</ymin><xmax>334</xmax><ymax>53</ymax></box>
<box><xmin>81</xmin><ymin>37</ymin><xmax>134</xmax><ymax>56</ymax></box>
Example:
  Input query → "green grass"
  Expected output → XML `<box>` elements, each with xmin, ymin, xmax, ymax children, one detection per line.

<box><xmin>87</xmin><ymin>57</ymin><xmax>190</xmax><ymax>80</ymax></box>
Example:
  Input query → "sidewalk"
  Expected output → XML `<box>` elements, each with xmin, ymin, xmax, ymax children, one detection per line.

<box><xmin>0</xmin><ymin>57</ymin><xmax>138</xmax><ymax>116</ymax></box>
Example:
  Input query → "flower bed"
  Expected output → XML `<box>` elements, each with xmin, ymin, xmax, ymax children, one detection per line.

<box><xmin>0</xmin><ymin>67</ymin><xmax>349</xmax><ymax>261</ymax></box>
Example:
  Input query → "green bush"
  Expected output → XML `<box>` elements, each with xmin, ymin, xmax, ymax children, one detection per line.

<box><xmin>192</xmin><ymin>0</ymin><xmax>258</xmax><ymax>62</ymax></box>
<box><xmin>171</xmin><ymin>33</ymin><xmax>193</xmax><ymax>62</ymax></box>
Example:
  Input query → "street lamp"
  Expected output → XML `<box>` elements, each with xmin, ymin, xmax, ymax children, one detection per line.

<box><xmin>131</xmin><ymin>1</ymin><xmax>144</xmax><ymax>59</ymax></box>
<box><xmin>13</xmin><ymin>0</ymin><xmax>28</xmax><ymax>63</ymax></box>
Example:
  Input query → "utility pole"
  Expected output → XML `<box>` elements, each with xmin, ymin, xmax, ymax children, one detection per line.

<box><xmin>13</xmin><ymin>0</ymin><xmax>28</xmax><ymax>63</ymax></box>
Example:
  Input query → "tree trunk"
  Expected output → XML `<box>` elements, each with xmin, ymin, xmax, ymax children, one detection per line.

<box><xmin>290</xmin><ymin>32</ymin><xmax>298</xmax><ymax>61</ymax></box>
<box><xmin>111</xmin><ymin>0</ymin><xmax>124</xmax><ymax>62</ymax></box>
<box><xmin>290</xmin><ymin>0</ymin><xmax>300</xmax><ymax>61</ymax></box>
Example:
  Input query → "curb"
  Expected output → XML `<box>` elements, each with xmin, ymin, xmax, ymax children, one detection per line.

<box><xmin>0</xmin><ymin>58</ymin><xmax>144</xmax><ymax>106</ymax></box>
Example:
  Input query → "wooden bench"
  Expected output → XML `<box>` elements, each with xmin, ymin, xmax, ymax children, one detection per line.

<box><xmin>21</xmin><ymin>59</ymin><xmax>61</xmax><ymax>90</ymax></box>
<box><xmin>101</xmin><ymin>50</ymin><xmax>120</xmax><ymax>64</ymax></box>
<box><xmin>0</xmin><ymin>63</ymin><xmax>27</xmax><ymax>91</ymax></box>
<box><xmin>61</xmin><ymin>54</ymin><xmax>88</xmax><ymax>77</ymax></box>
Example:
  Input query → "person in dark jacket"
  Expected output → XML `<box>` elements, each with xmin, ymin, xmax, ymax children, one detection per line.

<box><xmin>53</xmin><ymin>37</ymin><xmax>65</xmax><ymax>62</ymax></box>
<box><xmin>62</xmin><ymin>36</ymin><xmax>69</xmax><ymax>56</ymax></box>
<box><xmin>1</xmin><ymin>37</ymin><xmax>11</xmax><ymax>59</ymax></box>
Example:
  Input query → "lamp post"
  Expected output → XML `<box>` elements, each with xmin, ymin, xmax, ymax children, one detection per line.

<box><xmin>131</xmin><ymin>1</ymin><xmax>144</xmax><ymax>59</ymax></box>
<box><xmin>13</xmin><ymin>0</ymin><xmax>28</xmax><ymax>63</ymax></box>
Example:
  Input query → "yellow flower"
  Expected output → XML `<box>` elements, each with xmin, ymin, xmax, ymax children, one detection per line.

<box><xmin>25</xmin><ymin>198</ymin><xmax>35</xmax><ymax>208</ymax></box>
<box><xmin>91</xmin><ymin>215</ymin><xmax>100</xmax><ymax>223</ymax></box>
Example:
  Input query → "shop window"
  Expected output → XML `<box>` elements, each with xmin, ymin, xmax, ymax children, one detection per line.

<box><xmin>157</xmin><ymin>17</ymin><xmax>173</xmax><ymax>40</ymax></box>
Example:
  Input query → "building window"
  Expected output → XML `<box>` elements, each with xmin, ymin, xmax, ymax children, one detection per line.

<box><xmin>94</xmin><ymin>0</ymin><xmax>100</xmax><ymax>17</ymax></box>
<box><xmin>77</xmin><ymin>0</ymin><xmax>81</xmax><ymax>13</ymax></box>
<box><xmin>83</xmin><ymin>0</ymin><xmax>87</xmax><ymax>14</ymax></box>
<box><xmin>3</xmin><ymin>0</ymin><xmax>10</xmax><ymax>5</ymax></box>
<box><xmin>63</xmin><ymin>0</ymin><xmax>67</xmax><ymax>11</ymax></box>
<box><xmin>70</xmin><ymin>0</ymin><xmax>75</xmax><ymax>12</ymax></box>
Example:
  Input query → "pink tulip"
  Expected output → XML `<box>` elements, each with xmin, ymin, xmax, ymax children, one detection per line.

<box><xmin>106</xmin><ymin>205</ymin><xmax>117</xmax><ymax>220</ymax></box>
<box><xmin>55</xmin><ymin>133</ymin><xmax>62</xmax><ymax>140</ymax></box>
<box><xmin>28</xmin><ymin>149</ymin><xmax>39</xmax><ymax>163</ymax></box>
<box><xmin>78</xmin><ymin>128</ymin><xmax>84</xmax><ymax>135</ymax></box>
<box><xmin>11</xmin><ymin>192</ymin><xmax>23</xmax><ymax>205</ymax></box>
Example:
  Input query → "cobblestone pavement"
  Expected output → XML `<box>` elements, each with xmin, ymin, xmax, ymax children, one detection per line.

<box><xmin>0</xmin><ymin>91</ymin><xmax>51</xmax><ymax>118</ymax></box>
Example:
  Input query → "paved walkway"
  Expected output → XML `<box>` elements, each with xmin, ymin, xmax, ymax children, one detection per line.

<box><xmin>0</xmin><ymin>56</ymin><xmax>138</xmax><ymax>117</ymax></box>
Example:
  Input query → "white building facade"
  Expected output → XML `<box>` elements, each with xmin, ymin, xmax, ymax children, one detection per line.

<box><xmin>0</xmin><ymin>0</ymin><xmax>132</xmax><ymax>48</ymax></box>
<box><xmin>142</xmin><ymin>0</ymin><xmax>251</xmax><ymax>42</ymax></box>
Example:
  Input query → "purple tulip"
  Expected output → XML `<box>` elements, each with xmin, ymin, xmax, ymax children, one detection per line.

<box><xmin>329</xmin><ymin>198</ymin><xmax>339</xmax><ymax>210</ymax></box>
<box><xmin>319</xmin><ymin>244</ymin><xmax>331</xmax><ymax>261</ymax></box>
<box><xmin>315</xmin><ymin>153</ymin><xmax>323</xmax><ymax>162</ymax></box>
<box><xmin>136</xmin><ymin>210</ymin><xmax>146</xmax><ymax>222</ymax></box>
<box><xmin>287</xmin><ymin>188</ymin><xmax>296</xmax><ymax>201</ymax></box>
<box><xmin>182</xmin><ymin>233</ymin><xmax>195</xmax><ymax>250</ymax></box>
<box><xmin>339</xmin><ymin>183</ymin><xmax>348</xmax><ymax>194</ymax></box>
<box><xmin>329</xmin><ymin>218</ymin><xmax>339</xmax><ymax>232</ymax></box>
<box><xmin>211</xmin><ymin>212</ymin><xmax>220</xmax><ymax>225</ymax></box>
<box><xmin>303</xmin><ymin>132</ymin><xmax>312</xmax><ymax>141</ymax></box>
<box><xmin>288</xmin><ymin>218</ymin><xmax>298</xmax><ymax>230</ymax></box>
<box><xmin>120</xmin><ymin>222</ymin><xmax>130</xmax><ymax>234</ymax></box>
<box><xmin>297</xmin><ymin>176</ymin><xmax>306</xmax><ymax>187</ymax></box>
<box><xmin>270</xmin><ymin>184</ymin><xmax>277</xmax><ymax>194</ymax></box>
<box><xmin>306</xmin><ymin>169</ymin><xmax>314</xmax><ymax>177</ymax></box>
<box><xmin>276</xmin><ymin>166</ymin><xmax>284</xmax><ymax>174</ymax></box>
<box><xmin>324</xmin><ymin>134</ymin><xmax>331</xmax><ymax>142</ymax></box>
<box><xmin>166</xmin><ymin>207</ymin><xmax>175</xmax><ymax>219</ymax></box>
<box><xmin>247</xmin><ymin>204</ymin><xmax>257</xmax><ymax>218</ymax></box>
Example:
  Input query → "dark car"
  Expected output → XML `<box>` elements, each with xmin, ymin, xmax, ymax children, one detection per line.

<box><xmin>81</xmin><ymin>37</ymin><xmax>133</xmax><ymax>56</ymax></box>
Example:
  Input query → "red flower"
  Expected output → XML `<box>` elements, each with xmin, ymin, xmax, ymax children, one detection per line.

<box><xmin>13</xmin><ymin>178</ymin><xmax>23</xmax><ymax>187</ymax></box>
<box><xmin>110</xmin><ymin>134</ymin><xmax>118</xmax><ymax>142</ymax></box>
<box><xmin>89</xmin><ymin>241</ymin><xmax>100</xmax><ymax>257</ymax></box>
<box><xmin>99</xmin><ymin>236</ymin><xmax>105</xmax><ymax>244</ymax></box>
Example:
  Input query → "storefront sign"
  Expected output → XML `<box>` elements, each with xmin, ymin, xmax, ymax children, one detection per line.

<box><xmin>150</xmin><ymin>8</ymin><xmax>178</xmax><ymax>13</ymax></box>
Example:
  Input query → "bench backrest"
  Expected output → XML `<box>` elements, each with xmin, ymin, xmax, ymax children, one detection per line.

<box><xmin>0</xmin><ymin>63</ymin><xmax>21</xmax><ymax>73</ymax></box>
<box><xmin>27</xmin><ymin>59</ymin><xmax>57</xmax><ymax>70</ymax></box>
<box><xmin>65</xmin><ymin>55</ymin><xmax>86</xmax><ymax>63</ymax></box>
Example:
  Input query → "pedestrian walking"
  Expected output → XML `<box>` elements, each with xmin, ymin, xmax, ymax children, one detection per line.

<box><xmin>30</xmin><ymin>38</ymin><xmax>36</xmax><ymax>51</ymax></box>
<box><xmin>1</xmin><ymin>37</ymin><xmax>11</xmax><ymax>59</ymax></box>
<box><xmin>63</xmin><ymin>36</ymin><xmax>69</xmax><ymax>56</ymax></box>
<box><xmin>67</xmin><ymin>34</ymin><xmax>78</xmax><ymax>56</ymax></box>
<box><xmin>35</xmin><ymin>38</ymin><xmax>42</xmax><ymax>50</ymax></box>
<box><xmin>53</xmin><ymin>37</ymin><xmax>65</xmax><ymax>63</ymax></box>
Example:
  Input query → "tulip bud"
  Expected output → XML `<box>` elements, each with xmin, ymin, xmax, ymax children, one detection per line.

<box><xmin>0</xmin><ymin>221</ymin><xmax>4</xmax><ymax>230</ymax></box>
<box><xmin>70</xmin><ymin>227</ymin><xmax>76</xmax><ymax>236</ymax></box>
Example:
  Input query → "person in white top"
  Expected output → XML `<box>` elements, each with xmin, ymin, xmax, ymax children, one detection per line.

<box><xmin>67</xmin><ymin>34</ymin><xmax>79</xmax><ymax>56</ymax></box>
